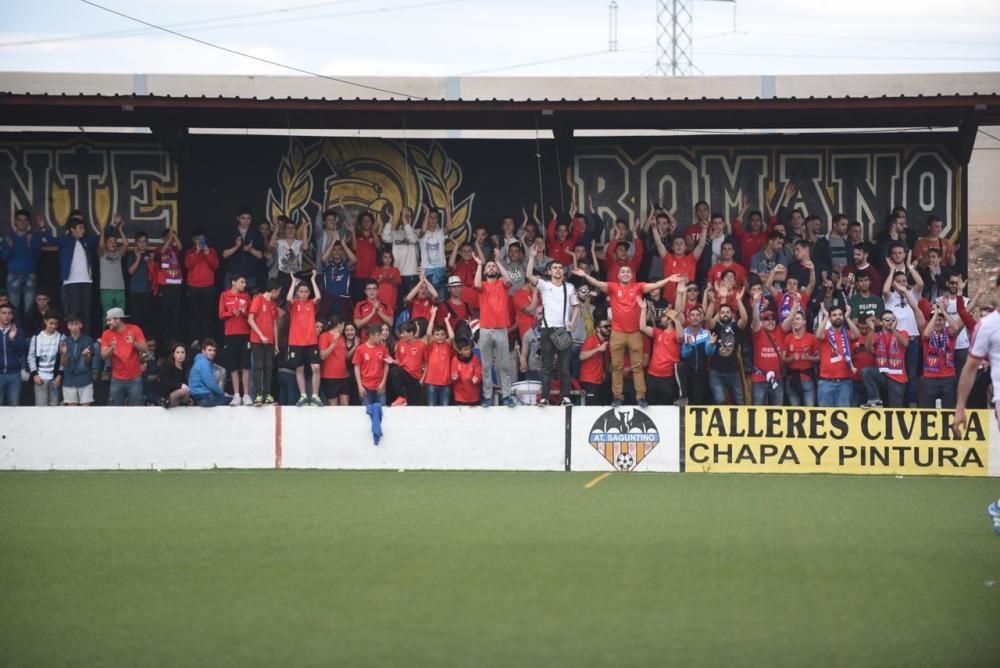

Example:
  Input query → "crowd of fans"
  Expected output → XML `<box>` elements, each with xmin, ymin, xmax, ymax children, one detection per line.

<box><xmin>0</xmin><ymin>181</ymin><xmax>995</xmax><ymax>410</ymax></box>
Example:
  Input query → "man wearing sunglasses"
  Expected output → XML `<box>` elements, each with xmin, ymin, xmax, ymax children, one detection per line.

<box><xmin>860</xmin><ymin>311</ymin><xmax>910</xmax><ymax>408</ymax></box>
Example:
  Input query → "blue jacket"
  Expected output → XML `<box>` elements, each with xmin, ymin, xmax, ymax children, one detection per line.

<box><xmin>1</xmin><ymin>232</ymin><xmax>43</xmax><ymax>273</ymax></box>
<box><xmin>62</xmin><ymin>335</ymin><xmax>100</xmax><ymax>388</ymax></box>
<box><xmin>0</xmin><ymin>324</ymin><xmax>26</xmax><ymax>375</ymax></box>
<box><xmin>188</xmin><ymin>353</ymin><xmax>224</xmax><ymax>397</ymax></box>
<box><xmin>44</xmin><ymin>233</ymin><xmax>99</xmax><ymax>282</ymax></box>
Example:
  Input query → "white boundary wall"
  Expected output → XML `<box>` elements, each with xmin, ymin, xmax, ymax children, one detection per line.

<box><xmin>0</xmin><ymin>407</ymin><xmax>274</xmax><ymax>470</ymax></box>
<box><xmin>0</xmin><ymin>406</ymin><xmax>995</xmax><ymax>475</ymax></box>
<box><xmin>281</xmin><ymin>407</ymin><xmax>565</xmax><ymax>471</ymax></box>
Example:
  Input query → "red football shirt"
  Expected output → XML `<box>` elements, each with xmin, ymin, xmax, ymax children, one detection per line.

<box><xmin>453</xmin><ymin>258</ymin><xmax>478</xmax><ymax>287</ymax></box>
<box><xmin>356</xmin><ymin>342</ymin><xmax>388</xmax><ymax>390</ymax></box>
<box><xmin>512</xmin><ymin>287</ymin><xmax>536</xmax><ymax>339</ymax></box>
<box><xmin>353</xmin><ymin>233</ymin><xmax>378</xmax><ymax>279</ymax></box>
<box><xmin>395</xmin><ymin>339</ymin><xmax>427</xmax><ymax>380</ymax></box>
<box><xmin>318</xmin><ymin>332</ymin><xmax>348</xmax><ymax>379</ymax></box>
<box><xmin>607</xmin><ymin>281</ymin><xmax>647</xmax><ymax>333</ymax></box>
<box><xmin>424</xmin><ymin>341</ymin><xmax>453</xmax><ymax>386</ymax></box>
<box><xmin>249</xmin><ymin>294</ymin><xmax>278</xmax><ymax>345</ymax></box>
<box><xmin>100</xmin><ymin>324</ymin><xmax>146</xmax><ymax>380</ymax></box>
<box><xmin>218</xmin><ymin>289</ymin><xmax>251</xmax><ymax>336</ymax></box>
<box><xmin>818</xmin><ymin>326</ymin><xmax>855</xmax><ymax>380</ymax></box>
<box><xmin>579</xmin><ymin>333</ymin><xmax>608</xmax><ymax>384</ymax></box>
<box><xmin>648</xmin><ymin>328</ymin><xmax>681</xmax><ymax>377</ymax></box>
<box><xmin>409</xmin><ymin>296</ymin><xmax>435</xmax><ymax>323</ymax></box>
<box><xmin>922</xmin><ymin>330</ymin><xmax>957</xmax><ymax>379</ymax></box>
<box><xmin>873</xmin><ymin>331</ymin><xmax>909</xmax><ymax>384</ymax></box>
<box><xmin>478</xmin><ymin>280</ymin><xmax>511</xmax><ymax>329</ymax></box>
<box><xmin>707</xmin><ymin>261</ymin><xmax>748</xmax><ymax>287</ymax></box>
<box><xmin>784</xmin><ymin>331</ymin><xmax>819</xmax><ymax>372</ymax></box>
<box><xmin>751</xmin><ymin>327</ymin><xmax>785</xmax><ymax>382</ymax></box>
<box><xmin>354</xmin><ymin>300</ymin><xmax>393</xmax><ymax>341</ymax></box>
<box><xmin>288</xmin><ymin>299</ymin><xmax>318</xmax><ymax>346</ymax></box>
<box><xmin>374</xmin><ymin>266</ymin><xmax>401</xmax><ymax>310</ymax></box>
<box><xmin>450</xmin><ymin>355</ymin><xmax>482</xmax><ymax>403</ymax></box>
<box><xmin>662</xmin><ymin>253</ymin><xmax>696</xmax><ymax>302</ymax></box>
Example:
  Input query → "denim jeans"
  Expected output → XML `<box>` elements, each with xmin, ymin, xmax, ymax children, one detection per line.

<box><xmin>903</xmin><ymin>339</ymin><xmax>921</xmax><ymax>407</ymax></box>
<box><xmin>0</xmin><ymin>372</ymin><xmax>21</xmax><ymax>406</ymax></box>
<box><xmin>920</xmin><ymin>376</ymin><xmax>957</xmax><ymax>409</ymax></box>
<box><xmin>752</xmin><ymin>380</ymin><xmax>784</xmax><ymax>406</ymax></box>
<box><xmin>784</xmin><ymin>375</ymin><xmax>816</xmax><ymax>407</ymax></box>
<box><xmin>817</xmin><ymin>378</ymin><xmax>853</xmax><ymax>407</ymax></box>
<box><xmin>109</xmin><ymin>377</ymin><xmax>144</xmax><ymax>406</ymax></box>
<box><xmin>193</xmin><ymin>392</ymin><xmax>229</xmax><ymax>407</ymax></box>
<box><xmin>361</xmin><ymin>388</ymin><xmax>387</xmax><ymax>407</ymax></box>
<box><xmin>7</xmin><ymin>271</ymin><xmax>36</xmax><ymax>315</ymax></box>
<box><xmin>709</xmin><ymin>369</ymin><xmax>744</xmax><ymax>405</ymax></box>
<box><xmin>861</xmin><ymin>367</ymin><xmax>906</xmax><ymax>407</ymax></box>
<box><xmin>541</xmin><ymin>328</ymin><xmax>573</xmax><ymax>402</ymax></box>
<box><xmin>424</xmin><ymin>267</ymin><xmax>447</xmax><ymax>301</ymax></box>
<box><xmin>426</xmin><ymin>384</ymin><xmax>451</xmax><ymax>406</ymax></box>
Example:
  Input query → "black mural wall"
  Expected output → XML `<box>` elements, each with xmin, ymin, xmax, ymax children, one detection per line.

<box><xmin>0</xmin><ymin>131</ymin><xmax>966</xmax><ymax>259</ymax></box>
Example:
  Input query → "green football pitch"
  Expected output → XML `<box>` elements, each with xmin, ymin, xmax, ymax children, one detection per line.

<box><xmin>1</xmin><ymin>471</ymin><xmax>998</xmax><ymax>667</ymax></box>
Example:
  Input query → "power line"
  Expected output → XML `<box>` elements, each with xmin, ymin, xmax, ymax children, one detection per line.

<box><xmin>979</xmin><ymin>129</ymin><xmax>1000</xmax><ymax>143</ymax></box>
<box><xmin>1</xmin><ymin>0</ymin><xmax>366</xmax><ymax>47</ymax></box>
<box><xmin>7</xmin><ymin>0</ymin><xmax>472</xmax><ymax>48</ymax></box>
<box><xmin>78</xmin><ymin>0</ymin><xmax>429</xmax><ymax>100</ymax></box>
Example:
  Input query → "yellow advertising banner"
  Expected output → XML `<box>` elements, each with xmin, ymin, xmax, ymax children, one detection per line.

<box><xmin>683</xmin><ymin>407</ymin><xmax>990</xmax><ymax>476</ymax></box>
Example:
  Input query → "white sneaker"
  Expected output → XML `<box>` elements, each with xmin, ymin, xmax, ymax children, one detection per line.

<box><xmin>242</xmin><ymin>394</ymin><xmax>254</xmax><ymax>406</ymax></box>
<box><xmin>229</xmin><ymin>394</ymin><xmax>241</xmax><ymax>407</ymax></box>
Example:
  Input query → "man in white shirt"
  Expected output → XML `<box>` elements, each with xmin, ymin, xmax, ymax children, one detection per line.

<box><xmin>952</xmin><ymin>273</ymin><xmax>1000</xmax><ymax>535</ymax></box>
<box><xmin>526</xmin><ymin>247</ymin><xmax>579</xmax><ymax>406</ymax></box>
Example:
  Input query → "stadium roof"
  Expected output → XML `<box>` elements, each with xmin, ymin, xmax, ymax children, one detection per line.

<box><xmin>1</xmin><ymin>71</ymin><xmax>998</xmax><ymax>134</ymax></box>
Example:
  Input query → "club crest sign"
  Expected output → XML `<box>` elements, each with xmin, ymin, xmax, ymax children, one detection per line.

<box><xmin>589</xmin><ymin>408</ymin><xmax>660</xmax><ymax>472</ymax></box>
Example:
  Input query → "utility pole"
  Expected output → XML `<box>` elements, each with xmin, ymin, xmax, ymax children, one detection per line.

<box><xmin>656</xmin><ymin>0</ymin><xmax>734</xmax><ymax>76</ymax></box>
<box><xmin>608</xmin><ymin>0</ymin><xmax>618</xmax><ymax>52</ymax></box>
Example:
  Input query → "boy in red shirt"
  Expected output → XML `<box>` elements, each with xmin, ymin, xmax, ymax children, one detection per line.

<box><xmin>389</xmin><ymin>320</ymin><xmax>426</xmax><ymax>406</ymax></box>
<box><xmin>750</xmin><ymin>300</ymin><xmax>785</xmax><ymax>406</ymax></box>
<box><xmin>286</xmin><ymin>270</ymin><xmax>323</xmax><ymax>406</ymax></box>
<box><xmin>579</xmin><ymin>316</ymin><xmax>611</xmax><ymax>405</ymax></box>
<box><xmin>318</xmin><ymin>316</ymin><xmax>351</xmax><ymax>406</ymax></box>
<box><xmin>450</xmin><ymin>337</ymin><xmax>483</xmax><ymax>406</ymax></box>
<box><xmin>354</xmin><ymin>324</ymin><xmax>390</xmax><ymax>406</ymax></box>
<box><xmin>354</xmin><ymin>280</ymin><xmax>394</xmax><ymax>342</ymax></box>
<box><xmin>404</xmin><ymin>269</ymin><xmax>438</xmax><ymax>322</ymax></box>
<box><xmin>218</xmin><ymin>273</ymin><xmax>253</xmax><ymax>406</ymax></box>
<box><xmin>861</xmin><ymin>309</ymin><xmax>910</xmax><ymax>408</ymax></box>
<box><xmin>779</xmin><ymin>297</ymin><xmax>819</xmax><ymax>406</ymax></box>
<box><xmin>248</xmin><ymin>278</ymin><xmax>282</xmax><ymax>406</ymax></box>
<box><xmin>423</xmin><ymin>305</ymin><xmax>454</xmax><ymax>406</ymax></box>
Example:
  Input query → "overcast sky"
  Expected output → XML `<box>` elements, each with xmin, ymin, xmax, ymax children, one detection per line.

<box><xmin>1</xmin><ymin>0</ymin><xmax>999</xmax><ymax>78</ymax></box>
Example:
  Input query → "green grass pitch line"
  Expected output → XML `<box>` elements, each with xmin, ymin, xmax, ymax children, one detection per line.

<box><xmin>1</xmin><ymin>471</ymin><xmax>998</xmax><ymax>667</ymax></box>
